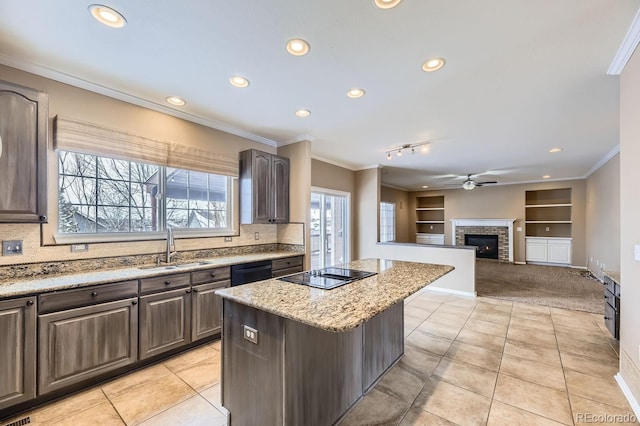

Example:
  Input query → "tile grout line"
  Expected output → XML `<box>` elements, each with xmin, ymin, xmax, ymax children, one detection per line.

<box><xmin>100</xmin><ymin>388</ymin><xmax>129</xmax><ymax>426</ymax></box>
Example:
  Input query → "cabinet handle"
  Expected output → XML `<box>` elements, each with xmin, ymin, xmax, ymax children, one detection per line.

<box><xmin>210</xmin><ymin>273</ymin><xmax>216</xmax><ymax>278</ymax></box>
<box><xmin>91</xmin><ymin>291</ymin><xmax>98</xmax><ymax>297</ymax></box>
<box><xmin>186</xmin><ymin>289</ymin><xmax>192</xmax><ymax>294</ymax></box>
<box><xmin>26</xmin><ymin>300</ymin><xmax>34</xmax><ymax>306</ymax></box>
<box><xmin>39</xmin><ymin>215</ymin><xmax>48</xmax><ymax>222</ymax></box>
<box><xmin>193</xmin><ymin>288</ymin><xmax>199</xmax><ymax>293</ymax></box>
<box><xmin>132</xmin><ymin>300</ymin><xmax>138</xmax><ymax>306</ymax></box>
<box><xmin>164</xmin><ymin>280</ymin><xmax>171</xmax><ymax>285</ymax></box>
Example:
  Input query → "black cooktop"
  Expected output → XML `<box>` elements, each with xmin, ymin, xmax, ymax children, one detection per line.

<box><xmin>279</xmin><ymin>267</ymin><xmax>377</xmax><ymax>290</ymax></box>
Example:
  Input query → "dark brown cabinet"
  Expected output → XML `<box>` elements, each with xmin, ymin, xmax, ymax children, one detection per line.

<box><xmin>240</xmin><ymin>149</ymin><xmax>289</xmax><ymax>224</ymax></box>
<box><xmin>139</xmin><ymin>273</ymin><xmax>192</xmax><ymax>360</ymax></box>
<box><xmin>271</xmin><ymin>256</ymin><xmax>304</xmax><ymax>278</ymax></box>
<box><xmin>191</xmin><ymin>267</ymin><xmax>230</xmax><ymax>341</ymax></box>
<box><xmin>0</xmin><ymin>81</ymin><xmax>48</xmax><ymax>223</ymax></box>
<box><xmin>604</xmin><ymin>274</ymin><xmax>620</xmax><ymax>340</ymax></box>
<box><xmin>0</xmin><ymin>296</ymin><xmax>36</xmax><ymax>410</ymax></box>
<box><xmin>38</xmin><ymin>297</ymin><xmax>138</xmax><ymax>394</ymax></box>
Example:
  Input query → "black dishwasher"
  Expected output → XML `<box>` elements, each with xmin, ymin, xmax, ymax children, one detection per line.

<box><xmin>231</xmin><ymin>260</ymin><xmax>272</xmax><ymax>286</ymax></box>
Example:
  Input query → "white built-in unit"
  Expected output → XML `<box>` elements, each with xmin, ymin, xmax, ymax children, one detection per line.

<box><xmin>525</xmin><ymin>188</ymin><xmax>572</xmax><ymax>265</ymax></box>
<box><xmin>415</xmin><ymin>195</ymin><xmax>445</xmax><ymax>245</ymax></box>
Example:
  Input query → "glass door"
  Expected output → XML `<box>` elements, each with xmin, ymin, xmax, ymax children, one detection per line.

<box><xmin>310</xmin><ymin>189</ymin><xmax>349</xmax><ymax>270</ymax></box>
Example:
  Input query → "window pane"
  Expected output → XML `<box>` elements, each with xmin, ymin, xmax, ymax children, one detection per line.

<box><xmin>59</xmin><ymin>152</ymin><xmax>96</xmax><ymax>177</ymax></box>
<box><xmin>59</xmin><ymin>175</ymin><xmax>96</xmax><ymax>205</ymax></box>
<box><xmin>97</xmin><ymin>157</ymin><xmax>130</xmax><ymax>181</ymax></box>
<box><xmin>97</xmin><ymin>206</ymin><xmax>130</xmax><ymax>232</ymax></box>
<box><xmin>98</xmin><ymin>179</ymin><xmax>130</xmax><ymax>206</ymax></box>
<box><xmin>167</xmin><ymin>208</ymin><xmax>189</xmax><ymax>228</ymax></box>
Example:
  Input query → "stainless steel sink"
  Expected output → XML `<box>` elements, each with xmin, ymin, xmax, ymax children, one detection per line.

<box><xmin>139</xmin><ymin>260</ymin><xmax>217</xmax><ymax>271</ymax></box>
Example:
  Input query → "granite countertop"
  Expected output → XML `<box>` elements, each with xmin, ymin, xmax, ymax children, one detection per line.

<box><xmin>216</xmin><ymin>258</ymin><xmax>454</xmax><ymax>332</ymax></box>
<box><xmin>0</xmin><ymin>251</ymin><xmax>302</xmax><ymax>298</ymax></box>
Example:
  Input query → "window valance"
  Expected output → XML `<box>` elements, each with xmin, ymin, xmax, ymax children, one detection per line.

<box><xmin>53</xmin><ymin>116</ymin><xmax>239</xmax><ymax>177</ymax></box>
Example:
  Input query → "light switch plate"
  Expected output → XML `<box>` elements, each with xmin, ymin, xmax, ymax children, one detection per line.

<box><xmin>224</xmin><ymin>237</ymin><xmax>232</xmax><ymax>242</ymax></box>
<box><xmin>516</xmin><ymin>227</ymin><xmax>522</xmax><ymax>232</ymax></box>
<box><xmin>254</xmin><ymin>232</ymin><xmax>260</xmax><ymax>240</ymax></box>
<box><xmin>2</xmin><ymin>240</ymin><xmax>23</xmax><ymax>256</ymax></box>
<box><xmin>71</xmin><ymin>244</ymin><xmax>89</xmax><ymax>253</ymax></box>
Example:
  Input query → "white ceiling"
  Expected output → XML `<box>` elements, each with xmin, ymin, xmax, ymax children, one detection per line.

<box><xmin>1</xmin><ymin>0</ymin><xmax>638</xmax><ymax>190</ymax></box>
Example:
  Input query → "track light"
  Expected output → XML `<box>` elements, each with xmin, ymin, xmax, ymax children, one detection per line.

<box><xmin>384</xmin><ymin>141</ymin><xmax>430</xmax><ymax>160</ymax></box>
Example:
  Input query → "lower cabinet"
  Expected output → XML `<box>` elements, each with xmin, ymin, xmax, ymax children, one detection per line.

<box><xmin>272</xmin><ymin>256</ymin><xmax>303</xmax><ymax>278</ymax></box>
<box><xmin>416</xmin><ymin>233</ymin><xmax>445</xmax><ymax>245</ymax></box>
<box><xmin>0</xmin><ymin>296</ymin><xmax>37</xmax><ymax>410</ymax></box>
<box><xmin>139</xmin><ymin>288</ymin><xmax>192</xmax><ymax>360</ymax></box>
<box><xmin>525</xmin><ymin>237</ymin><xmax>571</xmax><ymax>264</ymax></box>
<box><xmin>192</xmin><ymin>280</ymin><xmax>229</xmax><ymax>341</ymax></box>
<box><xmin>38</xmin><ymin>298</ymin><xmax>138</xmax><ymax>394</ymax></box>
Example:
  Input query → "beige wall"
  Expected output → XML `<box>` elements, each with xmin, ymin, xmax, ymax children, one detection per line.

<box><xmin>311</xmin><ymin>159</ymin><xmax>356</xmax><ymax>194</ymax></box>
<box><xmin>619</xmin><ymin>48</ymin><xmax>640</xmax><ymax>404</ymax></box>
<box><xmin>0</xmin><ymin>65</ymin><xmax>283</xmax><ymax>265</ymax></box>
<box><xmin>585</xmin><ymin>154</ymin><xmax>620</xmax><ymax>280</ymax></box>
<box><xmin>380</xmin><ymin>185</ymin><xmax>411</xmax><ymax>243</ymax></box>
<box><xmin>354</xmin><ymin>168</ymin><xmax>380</xmax><ymax>260</ymax></box>
<box><xmin>407</xmin><ymin>179</ymin><xmax>587</xmax><ymax>266</ymax></box>
<box><xmin>278</xmin><ymin>142</ymin><xmax>312</xmax><ymax>269</ymax></box>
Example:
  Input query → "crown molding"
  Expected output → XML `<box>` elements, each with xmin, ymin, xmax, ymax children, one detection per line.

<box><xmin>608</xmin><ymin>8</ymin><xmax>640</xmax><ymax>75</ymax></box>
<box><xmin>280</xmin><ymin>134</ymin><xmax>317</xmax><ymax>146</ymax></box>
<box><xmin>381</xmin><ymin>183</ymin><xmax>411</xmax><ymax>191</ymax></box>
<box><xmin>585</xmin><ymin>144</ymin><xmax>620</xmax><ymax>177</ymax></box>
<box><xmin>0</xmin><ymin>54</ymin><xmax>278</xmax><ymax>147</ymax></box>
<box><xmin>311</xmin><ymin>155</ymin><xmax>358</xmax><ymax>171</ymax></box>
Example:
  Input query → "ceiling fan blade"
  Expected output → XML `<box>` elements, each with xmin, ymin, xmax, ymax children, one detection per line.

<box><xmin>476</xmin><ymin>181</ymin><xmax>497</xmax><ymax>185</ymax></box>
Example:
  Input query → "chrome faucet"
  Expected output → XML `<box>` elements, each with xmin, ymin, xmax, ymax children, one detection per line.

<box><xmin>166</xmin><ymin>227</ymin><xmax>177</xmax><ymax>263</ymax></box>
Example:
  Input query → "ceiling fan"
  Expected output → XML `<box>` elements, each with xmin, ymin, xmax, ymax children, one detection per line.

<box><xmin>460</xmin><ymin>174</ymin><xmax>498</xmax><ymax>190</ymax></box>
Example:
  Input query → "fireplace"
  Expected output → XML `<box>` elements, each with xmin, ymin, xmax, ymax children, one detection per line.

<box><xmin>451</xmin><ymin>219</ymin><xmax>515</xmax><ymax>262</ymax></box>
<box><xmin>465</xmin><ymin>234</ymin><xmax>499</xmax><ymax>259</ymax></box>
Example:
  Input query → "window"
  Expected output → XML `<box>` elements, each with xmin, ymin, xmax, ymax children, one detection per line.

<box><xmin>380</xmin><ymin>202</ymin><xmax>395</xmax><ymax>242</ymax></box>
<box><xmin>310</xmin><ymin>189</ymin><xmax>350</xmax><ymax>269</ymax></box>
<box><xmin>58</xmin><ymin>151</ymin><xmax>232</xmax><ymax>236</ymax></box>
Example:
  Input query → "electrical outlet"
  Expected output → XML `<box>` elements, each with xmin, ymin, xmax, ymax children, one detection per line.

<box><xmin>545</xmin><ymin>227</ymin><xmax>550</xmax><ymax>232</ymax></box>
<box><xmin>590</xmin><ymin>256</ymin><xmax>593</xmax><ymax>263</ymax></box>
<box><xmin>243</xmin><ymin>325</ymin><xmax>258</xmax><ymax>344</ymax></box>
<box><xmin>2</xmin><ymin>240</ymin><xmax>23</xmax><ymax>256</ymax></box>
<box><xmin>71</xmin><ymin>244</ymin><xmax>89</xmax><ymax>253</ymax></box>
<box><xmin>224</xmin><ymin>237</ymin><xmax>232</xmax><ymax>242</ymax></box>
<box><xmin>254</xmin><ymin>232</ymin><xmax>260</xmax><ymax>240</ymax></box>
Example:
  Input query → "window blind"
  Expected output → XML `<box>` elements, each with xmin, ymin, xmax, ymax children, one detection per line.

<box><xmin>54</xmin><ymin>116</ymin><xmax>239</xmax><ymax>177</ymax></box>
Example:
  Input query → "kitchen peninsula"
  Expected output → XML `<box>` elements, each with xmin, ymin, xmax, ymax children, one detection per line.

<box><xmin>216</xmin><ymin>258</ymin><xmax>454</xmax><ymax>426</ymax></box>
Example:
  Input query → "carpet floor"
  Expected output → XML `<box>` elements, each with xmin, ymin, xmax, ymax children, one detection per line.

<box><xmin>475</xmin><ymin>260</ymin><xmax>604</xmax><ymax>314</ymax></box>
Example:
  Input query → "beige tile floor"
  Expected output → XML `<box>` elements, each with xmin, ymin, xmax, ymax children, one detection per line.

<box><xmin>2</xmin><ymin>289</ymin><xmax>636</xmax><ymax>426</ymax></box>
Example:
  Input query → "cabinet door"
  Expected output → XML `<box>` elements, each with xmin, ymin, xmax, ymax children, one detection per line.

<box><xmin>192</xmin><ymin>280</ymin><xmax>229</xmax><ymax>341</ymax></box>
<box><xmin>0</xmin><ymin>82</ymin><xmax>48</xmax><ymax>223</ymax></box>
<box><xmin>139</xmin><ymin>288</ymin><xmax>191</xmax><ymax>360</ymax></box>
<box><xmin>0</xmin><ymin>296</ymin><xmax>36</xmax><ymax>410</ymax></box>
<box><xmin>430</xmin><ymin>235</ymin><xmax>445</xmax><ymax>245</ymax></box>
<box><xmin>547</xmin><ymin>241</ymin><xmax>571</xmax><ymax>264</ymax></box>
<box><xmin>525</xmin><ymin>239</ymin><xmax>548</xmax><ymax>262</ymax></box>
<box><xmin>252</xmin><ymin>150</ymin><xmax>272</xmax><ymax>224</ymax></box>
<box><xmin>271</xmin><ymin>155</ymin><xmax>289</xmax><ymax>223</ymax></box>
<box><xmin>38</xmin><ymin>298</ymin><xmax>138</xmax><ymax>395</ymax></box>
<box><xmin>416</xmin><ymin>235</ymin><xmax>429</xmax><ymax>244</ymax></box>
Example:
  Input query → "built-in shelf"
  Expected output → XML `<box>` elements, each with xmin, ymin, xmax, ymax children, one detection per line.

<box><xmin>525</xmin><ymin>204</ymin><xmax>572</xmax><ymax>208</ymax></box>
<box><xmin>525</xmin><ymin>221</ymin><xmax>572</xmax><ymax>224</ymax></box>
<box><xmin>415</xmin><ymin>195</ymin><xmax>445</xmax><ymax>237</ymax></box>
<box><xmin>525</xmin><ymin>188</ymin><xmax>572</xmax><ymax>243</ymax></box>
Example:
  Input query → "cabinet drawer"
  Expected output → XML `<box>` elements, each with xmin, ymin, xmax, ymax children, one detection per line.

<box><xmin>39</xmin><ymin>280</ymin><xmax>138</xmax><ymax>314</ymax></box>
<box><xmin>604</xmin><ymin>289</ymin><xmax>619</xmax><ymax>310</ymax></box>
<box><xmin>272</xmin><ymin>256</ymin><xmax>303</xmax><ymax>271</ymax></box>
<box><xmin>604</xmin><ymin>275</ymin><xmax>620</xmax><ymax>298</ymax></box>
<box><xmin>272</xmin><ymin>266</ymin><xmax>303</xmax><ymax>278</ymax></box>
<box><xmin>140</xmin><ymin>273</ymin><xmax>190</xmax><ymax>294</ymax></box>
<box><xmin>191</xmin><ymin>267</ymin><xmax>231</xmax><ymax>285</ymax></box>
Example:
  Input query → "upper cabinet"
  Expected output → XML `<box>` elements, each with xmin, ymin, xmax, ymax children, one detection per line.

<box><xmin>0</xmin><ymin>81</ymin><xmax>48</xmax><ymax>223</ymax></box>
<box><xmin>239</xmin><ymin>149</ymin><xmax>290</xmax><ymax>224</ymax></box>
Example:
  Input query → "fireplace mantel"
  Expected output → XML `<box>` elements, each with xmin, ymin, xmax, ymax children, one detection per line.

<box><xmin>451</xmin><ymin>219</ymin><xmax>516</xmax><ymax>262</ymax></box>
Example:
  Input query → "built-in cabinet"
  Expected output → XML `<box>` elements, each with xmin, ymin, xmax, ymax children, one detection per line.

<box><xmin>38</xmin><ymin>283</ymin><xmax>139</xmax><ymax>394</ymax></box>
<box><xmin>0</xmin><ymin>296</ymin><xmax>36</xmax><ymax>411</ymax></box>
<box><xmin>525</xmin><ymin>189</ymin><xmax>572</xmax><ymax>265</ymax></box>
<box><xmin>191</xmin><ymin>267</ymin><xmax>231</xmax><ymax>341</ymax></box>
<box><xmin>271</xmin><ymin>255</ymin><xmax>303</xmax><ymax>278</ymax></box>
<box><xmin>603</xmin><ymin>273</ymin><xmax>620</xmax><ymax>340</ymax></box>
<box><xmin>415</xmin><ymin>195</ymin><xmax>445</xmax><ymax>245</ymax></box>
<box><xmin>239</xmin><ymin>149</ymin><xmax>290</xmax><ymax>224</ymax></box>
<box><xmin>0</xmin><ymin>81</ymin><xmax>48</xmax><ymax>223</ymax></box>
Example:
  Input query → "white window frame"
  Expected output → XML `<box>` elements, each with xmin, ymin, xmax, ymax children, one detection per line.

<box><xmin>310</xmin><ymin>186</ymin><xmax>351</xmax><ymax>268</ymax></box>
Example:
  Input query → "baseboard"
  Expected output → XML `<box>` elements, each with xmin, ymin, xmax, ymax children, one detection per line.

<box><xmin>514</xmin><ymin>261</ymin><xmax>526</xmax><ymax>265</ymax></box>
<box><xmin>570</xmin><ymin>265</ymin><xmax>587</xmax><ymax>270</ymax></box>
<box><xmin>615</xmin><ymin>373</ymin><xmax>640</xmax><ymax>418</ymax></box>
<box><xmin>424</xmin><ymin>286</ymin><xmax>477</xmax><ymax>298</ymax></box>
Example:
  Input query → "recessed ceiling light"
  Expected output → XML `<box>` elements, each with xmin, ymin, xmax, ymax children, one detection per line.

<box><xmin>295</xmin><ymin>109</ymin><xmax>311</xmax><ymax>117</ymax></box>
<box><xmin>422</xmin><ymin>185</ymin><xmax>429</xmax><ymax>189</ymax></box>
<box><xmin>549</xmin><ymin>147</ymin><xmax>563</xmax><ymax>153</ymax></box>
<box><xmin>347</xmin><ymin>88</ymin><xmax>365</xmax><ymax>98</ymax></box>
<box><xmin>374</xmin><ymin>0</ymin><xmax>403</xmax><ymax>9</ymax></box>
<box><xmin>88</xmin><ymin>4</ymin><xmax>126</xmax><ymax>28</ymax></box>
<box><xmin>422</xmin><ymin>58</ymin><xmax>445</xmax><ymax>72</ymax></box>
<box><xmin>542</xmin><ymin>175</ymin><xmax>551</xmax><ymax>179</ymax></box>
<box><xmin>286</xmin><ymin>39</ymin><xmax>310</xmax><ymax>56</ymax></box>
<box><xmin>166</xmin><ymin>96</ymin><xmax>186</xmax><ymax>106</ymax></box>
<box><xmin>229</xmin><ymin>76</ymin><xmax>250</xmax><ymax>88</ymax></box>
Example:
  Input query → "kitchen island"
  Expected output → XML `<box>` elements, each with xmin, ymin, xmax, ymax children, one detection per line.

<box><xmin>216</xmin><ymin>258</ymin><xmax>454</xmax><ymax>426</ymax></box>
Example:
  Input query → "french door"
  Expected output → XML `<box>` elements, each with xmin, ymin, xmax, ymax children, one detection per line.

<box><xmin>310</xmin><ymin>188</ymin><xmax>350</xmax><ymax>269</ymax></box>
